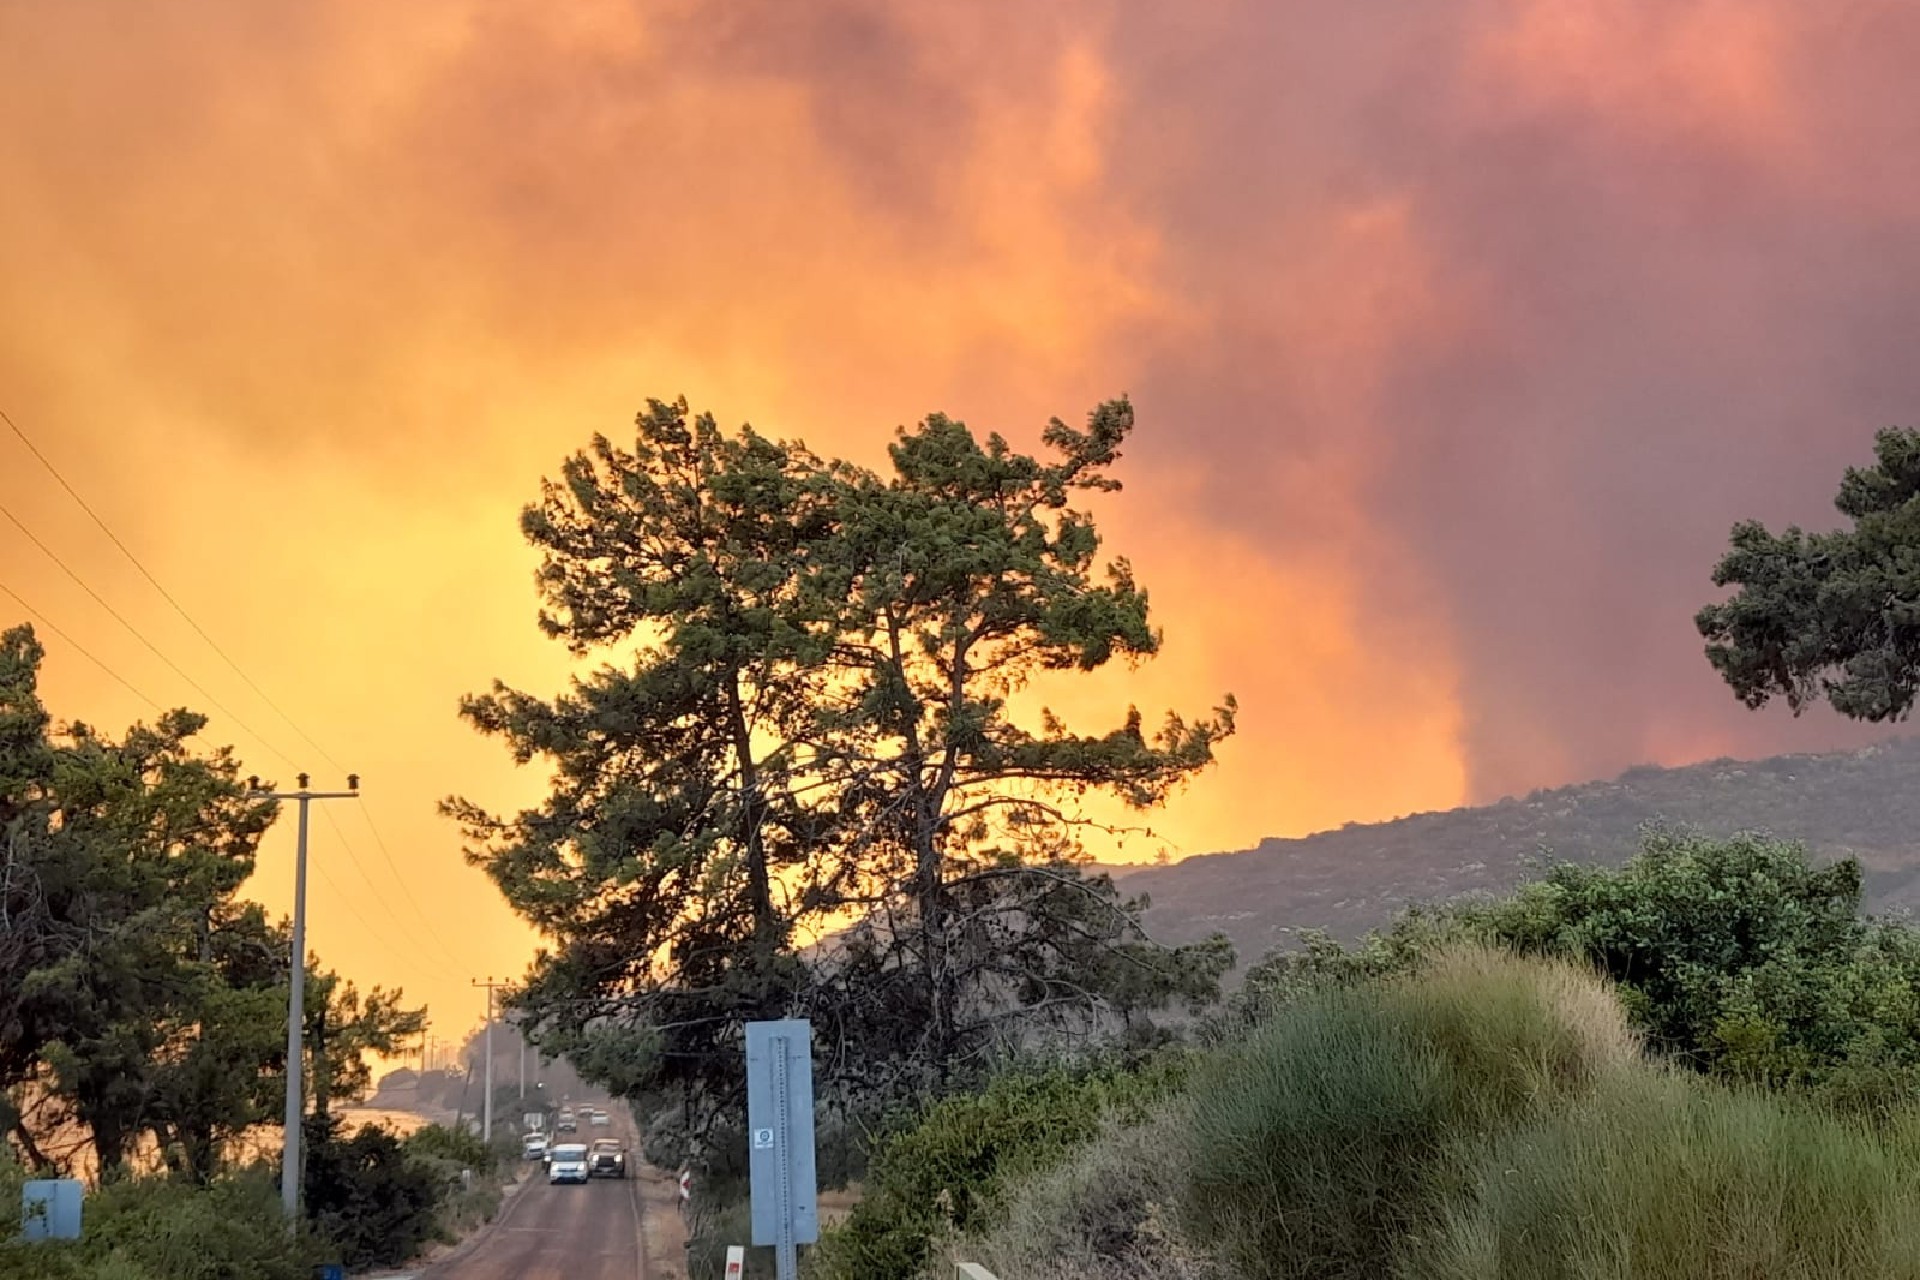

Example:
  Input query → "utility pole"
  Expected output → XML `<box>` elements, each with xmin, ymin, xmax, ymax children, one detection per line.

<box><xmin>246</xmin><ymin>771</ymin><xmax>360</xmax><ymax>1220</ymax></box>
<box><xmin>420</xmin><ymin>1015</ymin><xmax>431</xmax><ymax>1075</ymax></box>
<box><xmin>518</xmin><ymin>1019</ymin><xmax>526</xmax><ymax>1100</ymax></box>
<box><xmin>473</xmin><ymin>977</ymin><xmax>507</xmax><ymax>1143</ymax></box>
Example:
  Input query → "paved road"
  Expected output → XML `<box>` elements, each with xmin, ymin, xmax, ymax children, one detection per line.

<box><xmin>423</xmin><ymin>1139</ymin><xmax>650</xmax><ymax>1280</ymax></box>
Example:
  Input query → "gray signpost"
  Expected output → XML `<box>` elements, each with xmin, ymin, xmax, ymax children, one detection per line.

<box><xmin>745</xmin><ymin>1018</ymin><xmax>818</xmax><ymax>1280</ymax></box>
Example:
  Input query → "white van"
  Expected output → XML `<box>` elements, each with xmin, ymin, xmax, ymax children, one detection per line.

<box><xmin>548</xmin><ymin>1142</ymin><xmax>590</xmax><ymax>1185</ymax></box>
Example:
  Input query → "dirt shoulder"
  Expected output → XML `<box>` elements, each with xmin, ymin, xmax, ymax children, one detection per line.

<box><xmin>635</xmin><ymin>1164</ymin><xmax>689</xmax><ymax>1279</ymax></box>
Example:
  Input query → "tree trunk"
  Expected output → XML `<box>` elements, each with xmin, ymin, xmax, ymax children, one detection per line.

<box><xmin>916</xmin><ymin>792</ymin><xmax>953</xmax><ymax>1089</ymax></box>
<box><xmin>724</xmin><ymin>673</ymin><xmax>777</xmax><ymax>980</ymax></box>
<box><xmin>11</xmin><ymin>1118</ymin><xmax>51</xmax><ymax>1173</ymax></box>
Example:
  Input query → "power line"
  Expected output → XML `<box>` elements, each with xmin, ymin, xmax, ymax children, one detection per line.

<box><xmin>311</xmin><ymin>810</ymin><xmax>467</xmax><ymax>987</ymax></box>
<box><xmin>0</xmin><ymin>577</ymin><xmax>162</xmax><ymax>710</ymax></box>
<box><xmin>0</xmin><ymin>510</ymin><xmax>470</xmax><ymax>988</ymax></box>
<box><xmin>0</xmin><ymin>578</ymin><xmax>470</xmax><ymax>990</ymax></box>
<box><xmin>0</xmin><ymin>496</ymin><xmax>303</xmax><ymax>771</ymax></box>
<box><xmin>318</xmin><ymin>805</ymin><xmax>468</xmax><ymax>985</ymax></box>
<box><xmin>0</xmin><ymin>407</ymin><xmax>347</xmax><ymax>774</ymax></box>
<box><xmin>0</xmin><ymin>405</ymin><xmax>483</xmax><ymax>989</ymax></box>
<box><xmin>352</xmin><ymin>799</ymin><xmax>479</xmax><ymax>974</ymax></box>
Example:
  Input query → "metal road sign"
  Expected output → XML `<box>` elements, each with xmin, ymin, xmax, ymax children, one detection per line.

<box><xmin>745</xmin><ymin>1017</ymin><xmax>819</xmax><ymax>1276</ymax></box>
<box><xmin>20</xmin><ymin>1180</ymin><xmax>81</xmax><ymax>1241</ymax></box>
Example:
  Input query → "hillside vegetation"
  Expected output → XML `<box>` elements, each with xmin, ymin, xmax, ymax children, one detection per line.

<box><xmin>937</xmin><ymin>949</ymin><xmax>1920</xmax><ymax>1280</ymax></box>
<box><xmin>795</xmin><ymin>833</ymin><xmax>1920</xmax><ymax>1280</ymax></box>
<box><xmin>1119</xmin><ymin>736</ymin><xmax>1920</xmax><ymax>966</ymax></box>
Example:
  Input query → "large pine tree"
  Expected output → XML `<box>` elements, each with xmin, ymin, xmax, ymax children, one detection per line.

<box><xmin>453</xmin><ymin>397</ymin><xmax>1234</xmax><ymax>1128</ymax></box>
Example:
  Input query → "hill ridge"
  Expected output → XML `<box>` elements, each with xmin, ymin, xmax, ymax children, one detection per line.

<box><xmin>1118</xmin><ymin>736</ymin><xmax>1920</xmax><ymax>967</ymax></box>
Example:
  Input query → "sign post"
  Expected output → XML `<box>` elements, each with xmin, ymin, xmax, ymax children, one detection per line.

<box><xmin>745</xmin><ymin>1019</ymin><xmax>818</xmax><ymax>1280</ymax></box>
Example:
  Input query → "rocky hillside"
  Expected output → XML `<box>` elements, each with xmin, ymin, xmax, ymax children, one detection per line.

<box><xmin>1114</xmin><ymin>736</ymin><xmax>1920</xmax><ymax>968</ymax></box>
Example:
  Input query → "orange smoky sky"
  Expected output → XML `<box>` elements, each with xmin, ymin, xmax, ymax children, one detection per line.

<box><xmin>0</xmin><ymin>0</ymin><xmax>1911</xmax><ymax>1028</ymax></box>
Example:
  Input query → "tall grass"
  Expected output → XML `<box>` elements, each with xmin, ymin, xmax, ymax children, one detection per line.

<box><xmin>1179</xmin><ymin>948</ymin><xmax>1637</xmax><ymax>1280</ymax></box>
<box><xmin>943</xmin><ymin>1111</ymin><xmax>1220</xmax><ymax>1280</ymax></box>
<box><xmin>1406</xmin><ymin>1076</ymin><xmax>1920</xmax><ymax>1280</ymax></box>
<box><xmin>914</xmin><ymin>946</ymin><xmax>1920</xmax><ymax>1279</ymax></box>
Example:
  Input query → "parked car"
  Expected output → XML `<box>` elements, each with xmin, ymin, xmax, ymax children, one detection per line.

<box><xmin>522</xmin><ymin>1133</ymin><xmax>549</xmax><ymax>1162</ymax></box>
<box><xmin>587</xmin><ymin>1138</ymin><xmax>627</xmax><ymax>1179</ymax></box>
<box><xmin>548</xmin><ymin>1143</ymin><xmax>590</xmax><ymax>1185</ymax></box>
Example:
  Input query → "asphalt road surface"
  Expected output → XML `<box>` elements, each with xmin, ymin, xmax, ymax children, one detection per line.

<box><xmin>423</xmin><ymin>1135</ymin><xmax>651</xmax><ymax>1280</ymax></box>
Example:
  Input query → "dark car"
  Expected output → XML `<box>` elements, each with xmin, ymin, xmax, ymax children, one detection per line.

<box><xmin>587</xmin><ymin>1138</ymin><xmax>627</xmax><ymax>1179</ymax></box>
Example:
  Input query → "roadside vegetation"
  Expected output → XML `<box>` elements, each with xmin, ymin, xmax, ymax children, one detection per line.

<box><xmin>813</xmin><ymin>834</ymin><xmax>1920</xmax><ymax>1279</ymax></box>
<box><xmin>0</xmin><ymin>623</ymin><xmax>508</xmax><ymax>1270</ymax></box>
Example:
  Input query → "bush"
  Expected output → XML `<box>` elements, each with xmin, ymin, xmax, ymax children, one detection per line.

<box><xmin>942</xmin><ymin>1111</ymin><xmax>1220</xmax><ymax>1280</ymax></box>
<box><xmin>809</xmin><ymin>1053</ymin><xmax>1192</xmax><ymax>1280</ymax></box>
<box><xmin>1180</xmin><ymin>948</ymin><xmax>1635</xmax><ymax>1280</ymax></box>
<box><xmin>0</xmin><ymin>1140</ymin><xmax>320</xmax><ymax>1280</ymax></box>
<box><xmin>1463</xmin><ymin>831</ymin><xmax>1920</xmax><ymax>1110</ymax></box>
<box><xmin>405</xmin><ymin>1121</ymin><xmax>499</xmax><ymax>1176</ymax></box>
<box><xmin>405</xmin><ymin>1121</ymin><xmax>513</xmax><ymax>1245</ymax></box>
<box><xmin>1405</xmin><ymin>1077</ymin><xmax>1920</xmax><ymax>1279</ymax></box>
<box><xmin>1235</xmin><ymin>832</ymin><xmax>1920</xmax><ymax>1116</ymax></box>
<box><xmin>302</xmin><ymin>1122</ymin><xmax>441</xmax><ymax>1269</ymax></box>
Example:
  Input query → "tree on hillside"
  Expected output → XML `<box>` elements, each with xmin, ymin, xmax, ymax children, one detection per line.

<box><xmin>148</xmin><ymin>903</ymin><xmax>288</xmax><ymax>1179</ymax></box>
<box><xmin>1698</xmin><ymin>426</ymin><xmax>1920</xmax><ymax>721</ymax></box>
<box><xmin>453</xmin><ymin>397</ymin><xmax>1235</xmax><ymax>1128</ymax></box>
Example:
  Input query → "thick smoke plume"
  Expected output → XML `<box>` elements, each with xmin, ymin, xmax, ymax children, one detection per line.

<box><xmin>2</xmin><ymin>0</ymin><xmax>1912</xmax><ymax>1017</ymax></box>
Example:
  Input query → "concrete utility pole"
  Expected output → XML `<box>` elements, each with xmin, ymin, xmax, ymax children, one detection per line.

<box><xmin>473</xmin><ymin>977</ymin><xmax>508</xmax><ymax>1142</ymax></box>
<box><xmin>246</xmin><ymin>772</ymin><xmax>360</xmax><ymax>1220</ymax></box>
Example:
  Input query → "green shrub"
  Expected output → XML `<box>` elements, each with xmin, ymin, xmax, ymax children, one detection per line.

<box><xmin>1180</xmin><ymin>948</ymin><xmax>1635</xmax><ymax>1280</ymax></box>
<box><xmin>1236</xmin><ymin>832</ymin><xmax>1920</xmax><ymax>1116</ymax></box>
<box><xmin>302</xmin><ymin>1122</ymin><xmax>442</xmax><ymax>1269</ymax></box>
<box><xmin>405</xmin><ymin>1121</ymin><xmax>499</xmax><ymax>1175</ymax></box>
<box><xmin>82</xmin><ymin>1169</ymin><xmax>323</xmax><ymax>1280</ymax></box>
<box><xmin>809</xmin><ymin>1053</ymin><xmax>1192</xmax><ymax>1280</ymax></box>
<box><xmin>1462</xmin><ymin>831</ymin><xmax>1920</xmax><ymax>1110</ymax></box>
<box><xmin>1405</xmin><ymin>1076</ymin><xmax>1920</xmax><ymax>1280</ymax></box>
<box><xmin>942</xmin><ymin>1111</ymin><xmax>1220</xmax><ymax>1280</ymax></box>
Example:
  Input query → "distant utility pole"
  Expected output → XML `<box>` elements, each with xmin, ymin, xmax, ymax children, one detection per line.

<box><xmin>473</xmin><ymin>977</ymin><xmax>508</xmax><ymax>1142</ymax></box>
<box><xmin>420</xmin><ymin>1015</ymin><xmax>431</xmax><ymax>1075</ymax></box>
<box><xmin>246</xmin><ymin>771</ymin><xmax>360</xmax><ymax>1220</ymax></box>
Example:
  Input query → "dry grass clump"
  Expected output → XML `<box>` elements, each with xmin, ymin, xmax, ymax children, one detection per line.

<box><xmin>933</xmin><ymin>948</ymin><xmax>1920</xmax><ymax>1280</ymax></box>
<box><xmin>1405</xmin><ymin>1075</ymin><xmax>1920</xmax><ymax>1280</ymax></box>
<box><xmin>1178</xmin><ymin>946</ymin><xmax>1635</xmax><ymax>1280</ymax></box>
<box><xmin>940</xmin><ymin>1111</ymin><xmax>1222</xmax><ymax>1280</ymax></box>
